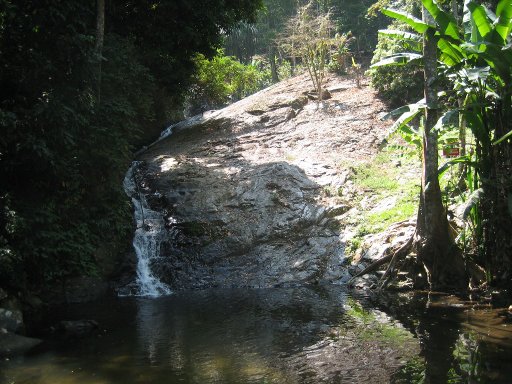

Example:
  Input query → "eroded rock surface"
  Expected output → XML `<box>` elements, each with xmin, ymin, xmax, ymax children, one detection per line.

<box><xmin>130</xmin><ymin>75</ymin><xmax>389</xmax><ymax>289</ymax></box>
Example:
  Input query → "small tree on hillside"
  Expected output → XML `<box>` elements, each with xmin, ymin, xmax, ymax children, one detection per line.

<box><xmin>278</xmin><ymin>1</ymin><xmax>345</xmax><ymax>100</ymax></box>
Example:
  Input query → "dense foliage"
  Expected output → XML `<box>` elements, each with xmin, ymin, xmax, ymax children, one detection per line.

<box><xmin>0</xmin><ymin>0</ymin><xmax>262</xmax><ymax>292</ymax></box>
<box><xmin>187</xmin><ymin>50</ymin><xmax>273</xmax><ymax>114</ymax></box>
<box><xmin>374</xmin><ymin>0</ymin><xmax>512</xmax><ymax>289</ymax></box>
<box><xmin>225</xmin><ymin>0</ymin><xmax>389</xmax><ymax>74</ymax></box>
<box><xmin>368</xmin><ymin>0</ymin><xmax>424</xmax><ymax>106</ymax></box>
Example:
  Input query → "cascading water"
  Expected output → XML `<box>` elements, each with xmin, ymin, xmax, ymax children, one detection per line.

<box><xmin>122</xmin><ymin>161</ymin><xmax>172</xmax><ymax>297</ymax></box>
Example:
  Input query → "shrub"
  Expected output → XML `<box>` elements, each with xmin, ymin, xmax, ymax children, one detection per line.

<box><xmin>187</xmin><ymin>50</ymin><xmax>272</xmax><ymax>114</ymax></box>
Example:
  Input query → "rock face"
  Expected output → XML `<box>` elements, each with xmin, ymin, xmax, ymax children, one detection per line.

<box><xmin>128</xmin><ymin>75</ymin><xmax>389</xmax><ymax>290</ymax></box>
<box><xmin>0</xmin><ymin>307</ymin><xmax>24</xmax><ymax>333</ymax></box>
<box><xmin>0</xmin><ymin>332</ymin><xmax>42</xmax><ymax>357</ymax></box>
<box><xmin>0</xmin><ymin>296</ymin><xmax>42</xmax><ymax>357</ymax></box>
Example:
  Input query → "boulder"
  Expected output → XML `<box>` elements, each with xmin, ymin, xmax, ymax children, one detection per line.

<box><xmin>0</xmin><ymin>331</ymin><xmax>42</xmax><ymax>357</ymax></box>
<box><xmin>0</xmin><ymin>287</ymin><xmax>7</xmax><ymax>301</ymax></box>
<box><xmin>0</xmin><ymin>307</ymin><xmax>24</xmax><ymax>333</ymax></box>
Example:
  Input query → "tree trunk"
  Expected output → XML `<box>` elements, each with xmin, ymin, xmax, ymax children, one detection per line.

<box><xmin>458</xmin><ymin>98</ymin><xmax>467</xmax><ymax>178</ymax></box>
<box><xmin>451</xmin><ymin>0</ymin><xmax>467</xmax><ymax>179</ymax></box>
<box><xmin>414</xmin><ymin>7</ymin><xmax>466</xmax><ymax>291</ymax></box>
<box><xmin>269</xmin><ymin>45</ymin><xmax>279</xmax><ymax>83</ymax></box>
<box><xmin>450</xmin><ymin>0</ymin><xmax>458</xmax><ymax>20</ymax></box>
<box><xmin>486</xmin><ymin>89</ymin><xmax>512</xmax><ymax>288</ymax></box>
<box><xmin>95</xmin><ymin>0</ymin><xmax>105</xmax><ymax>103</ymax></box>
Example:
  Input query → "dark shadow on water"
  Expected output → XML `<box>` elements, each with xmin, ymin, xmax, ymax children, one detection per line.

<box><xmin>1</xmin><ymin>286</ymin><xmax>415</xmax><ymax>384</ymax></box>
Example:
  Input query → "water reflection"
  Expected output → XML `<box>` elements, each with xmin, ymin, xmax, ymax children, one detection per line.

<box><xmin>0</xmin><ymin>287</ymin><xmax>510</xmax><ymax>384</ymax></box>
<box><xmin>378</xmin><ymin>292</ymin><xmax>512</xmax><ymax>384</ymax></box>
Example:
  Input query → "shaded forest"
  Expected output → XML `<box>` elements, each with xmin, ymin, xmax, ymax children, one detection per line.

<box><xmin>0</xmin><ymin>0</ymin><xmax>263</xmax><ymax>291</ymax></box>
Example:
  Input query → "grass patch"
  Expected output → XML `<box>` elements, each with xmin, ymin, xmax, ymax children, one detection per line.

<box><xmin>343</xmin><ymin>147</ymin><xmax>420</xmax><ymax>257</ymax></box>
<box><xmin>350</xmin><ymin>150</ymin><xmax>417</xmax><ymax>193</ymax></box>
<box><xmin>352</xmin><ymin>163</ymin><xmax>400</xmax><ymax>193</ymax></box>
<box><xmin>365</xmin><ymin>182</ymin><xmax>418</xmax><ymax>233</ymax></box>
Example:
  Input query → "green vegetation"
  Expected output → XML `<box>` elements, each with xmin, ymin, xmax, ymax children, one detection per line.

<box><xmin>367</xmin><ymin>0</ymin><xmax>423</xmax><ymax>107</ymax></box>
<box><xmin>392</xmin><ymin>357</ymin><xmax>427</xmax><ymax>384</ymax></box>
<box><xmin>225</xmin><ymin>0</ymin><xmax>389</xmax><ymax>66</ymax></box>
<box><xmin>373</xmin><ymin>0</ymin><xmax>512</xmax><ymax>289</ymax></box>
<box><xmin>278</xmin><ymin>1</ymin><xmax>352</xmax><ymax>98</ymax></box>
<box><xmin>343</xmin><ymin>149</ymin><xmax>420</xmax><ymax>257</ymax></box>
<box><xmin>188</xmin><ymin>50</ymin><xmax>273</xmax><ymax>113</ymax></box>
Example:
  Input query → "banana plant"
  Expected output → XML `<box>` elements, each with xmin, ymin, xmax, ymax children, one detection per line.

<box><xmin>375</xmin><ymin>0</ymin><xmax>511</xmax><ymax>172</ymax></box>
<box><xmin>376</xmin><ymin>0</ymin><xmax>512</xmax><ymax>283</ymax></box>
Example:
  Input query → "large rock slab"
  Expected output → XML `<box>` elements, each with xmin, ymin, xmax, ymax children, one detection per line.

<box><xmin>130</xmin><ymin>75</ymin><xmax>389</xmax><ymax>290</ymax></box>
<box><xmin>0</xmin><ymin>332</ymin><xmax>42</xmax><ymax>357</ymax></box>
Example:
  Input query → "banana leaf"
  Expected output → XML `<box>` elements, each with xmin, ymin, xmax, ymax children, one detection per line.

<box><xmin>382</xmin><ymin>8</ymin><xmax>432</xmax><ymax>33</ymax></box>
<box><xmin>381</xmin><ymin>98</ymin><xmax>426</xmax><ymax>121</ymax></box>
<box><xmin>495</xmin><ymin>0</ymin><xmax>512</xmax><ymax>43</ymax></box>
<box><xmin>422</xmin><ymin>0</ymin><xmax>460</xmax><ymax>40</ymax></box>
<box><xmin>438</xmin><ymin>155</ymin><xmax>478</xmax><ymax>177</ymax></box>
<box><xmin>433</xmin><ymin>109</ymin><xmax>460</xmax><ymax>132</ymax></box>
<box><xmin>462</xmin><ymin>188</ymin><xmax>485</xmax><ymax>220</ymax></box>
<box><xmin>493</xmin><ymin>129</ymin><xmax>512</xmax><ymax>145</ymax></box>
<box><xmin>467</xmin><ymin>3</ymin><xmax>493</xmax><ymax>39</ymax></box>
<box><xmin>438</xmin><ymin>38</ymin><xmax>465</xmax><ymax>66</ymax></box>
<box><xmin>370</xmin><ymin>53</ymin><xmax>422</xmax><ymax>67</ymax></box>
<box><xmin>378</xmin><ymin>29</ymin><xmax>422</xmax><ymax>42</ymax></box>
<box><xmin>381</xmin><ymin>99</ymin><xmax>426</xmax><ymax>145</ymax></box>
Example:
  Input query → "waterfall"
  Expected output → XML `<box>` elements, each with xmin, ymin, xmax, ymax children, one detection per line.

<box><xmin>122</xmin><ymin>162</ymin><xmax>172</xmax><ymax>297</ymax></box>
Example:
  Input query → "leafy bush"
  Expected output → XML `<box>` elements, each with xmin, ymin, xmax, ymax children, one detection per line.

<box><xmin>367</xmin><ymin>0</ymin><xmax>424</xmax><ymax>107</ymax></box>
<box><xmin>187</xmin><ymin>50</ymin><xmax>272</xmax><ymax>114</ymax></box>
<box><xmin>368</xmin><ymin>21</ymin><xmax>424</xmax><ymax>106</ymax></box>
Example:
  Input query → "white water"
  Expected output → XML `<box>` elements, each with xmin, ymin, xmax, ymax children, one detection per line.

<box><xmin>122</xmin><ymin>162</ymin><xmax>172</xmax><ymax>297</ymax></box>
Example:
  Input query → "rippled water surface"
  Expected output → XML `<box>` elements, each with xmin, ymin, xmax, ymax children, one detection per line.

<box><xmin>1</xmin><ymin>286</ymin><xmax>511</xmax><ymax>383</ymax></box>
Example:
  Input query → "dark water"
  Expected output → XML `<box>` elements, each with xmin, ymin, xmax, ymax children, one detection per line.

<box><xmin>1</xmin><ymin>286</ymin><xmax>511</xmax><ymax>383</ymax></box>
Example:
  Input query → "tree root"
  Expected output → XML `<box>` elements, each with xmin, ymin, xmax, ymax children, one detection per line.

<box><xmin>347</xmin><ymin>254</ymin><xmax>393</xmax><ymax>285</ymax></box>
<box><xmin>378</xmin><ymin>234</ymin><xmax>414</xmax><ymax>289</ymax></box>
<box><xmin>348</xmin><ymin>227</ymin><xmax>483</xmax><ymax>291</ymax></box>
<box><xmin>347</xmin><ymin>234</ymin><xmax>415</xmax><ymax>288</ymax></box>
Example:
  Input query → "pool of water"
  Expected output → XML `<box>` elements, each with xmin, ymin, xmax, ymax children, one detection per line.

<box><xmin>1</xmin><ymin>286</ymin><xmax>511</xmax><ymax>383</ymax></box>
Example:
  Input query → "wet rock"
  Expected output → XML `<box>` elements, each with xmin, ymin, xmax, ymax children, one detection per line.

<box><xmin>360</xmin><ymin>220</ymin><xmax>415</xmax><ymax>263</ymax></box>
<box><xmin>306</xmin><ymin>88</ymin><xmax>331</xmax><ymax>100</ymax></box>
<box><xmin>0</xmin><ymin>307</ymin><xmax>24</xmax><ymax>333</ymax></box>
<box><xmin>0</xmin><ymin>331</ymin><xmax>42</xmax><ymax>357</ymax></box>
<box><xmin>290</xmin><ymin>95</ymin><xmax>309</xmax><ymax>110</ymax></box>
<box><xmin>326</xmin><ymin>204</ymin><xmax>351</xmax><ymax>217</ymax></box>
<box><xmin>0</xmin><ymin>287</ymin><xmax>7</xmax><ymax>301</ymax></box>
<box><xmin>24</xmin><ymin>294</ymin><xmax>44</xmax><ymax>310</ymax></box>
<box><xmin>350</xmin><ymin>274</ymin><xmax>379</xmax><ymax>290</ymax></box>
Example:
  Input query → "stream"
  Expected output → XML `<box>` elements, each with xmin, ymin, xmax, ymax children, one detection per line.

<box><xmin>1</xmin><ymin>286</ymin><xmax>511</xmax><ymax>383</ymax></box>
